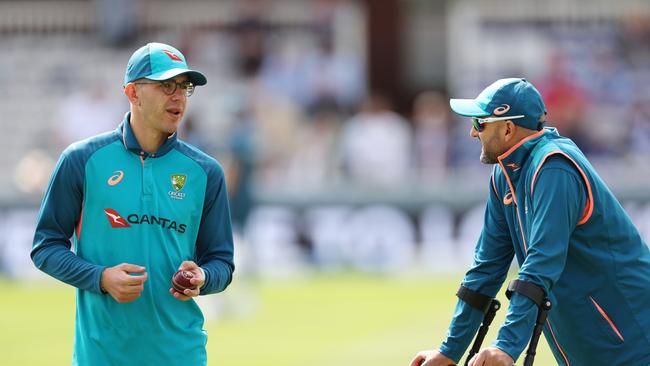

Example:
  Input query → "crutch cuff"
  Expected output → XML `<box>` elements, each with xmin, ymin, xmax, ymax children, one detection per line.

<box><xmin>505</xmin><ymin>279</ymin><xmax>548</xmax><ymax>309</ymax></box>
<box><xmin>456</xmin><ymin>285</ymin><xmax>493</xmax><ymax>314</ymax></box>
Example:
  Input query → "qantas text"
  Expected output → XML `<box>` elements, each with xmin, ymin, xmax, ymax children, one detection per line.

<box><xmin>126</xmin><ymin>214</ymin><xmax>187</xmax><ymax>233</ymax></box>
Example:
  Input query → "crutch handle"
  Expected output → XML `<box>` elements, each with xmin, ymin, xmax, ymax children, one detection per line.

<box><xmin>464</xmin><ymin>299</ymin><xmax>501</xmax><ymax>366</ymax></box>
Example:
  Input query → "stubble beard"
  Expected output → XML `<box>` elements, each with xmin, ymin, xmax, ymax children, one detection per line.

<box><xmin>480</xmin><ymin>147</ymin><xmax>499</xmax><ymax>164</ymax></box>
<box><xmin>477</xmin><ymin>132</ymin><xmax>503</xmax><ymax>165</ymax></box>
<box><xmin>161</xmin><ymin>110</ymin><xmax>184</xmax><ymax>134</ymax></box>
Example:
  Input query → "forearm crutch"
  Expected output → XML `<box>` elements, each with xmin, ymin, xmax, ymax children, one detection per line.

<box><xmin>456</xmin><ymin>286</ymin><xmax>501</xmax><ymax>366</ymax></box>
<box><xmin>505</xmin><ymin>280</ymin><xmax>552</xmax><ymax>366</ymax></box>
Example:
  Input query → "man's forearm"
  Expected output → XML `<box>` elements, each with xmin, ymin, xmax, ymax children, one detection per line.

<box><xmin>32</xmin><ymin>243</ymin><xmax>105</xmax><ymax>293</ymax></box>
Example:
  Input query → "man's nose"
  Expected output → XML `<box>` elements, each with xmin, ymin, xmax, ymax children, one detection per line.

<box><xmin>170</xmin><ymin>85</ymin><xmax>186</xmax><ymax>100</ymax></box>
<box><xmin>470</xmin><ymin>126</ymin><xmax>479</xmax><ymax>138</ymax></box>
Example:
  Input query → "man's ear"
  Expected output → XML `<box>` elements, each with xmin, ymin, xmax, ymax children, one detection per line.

<box><xmin>503</xmin><ymin>121</ymin><xmax>517</xmax><ymax>142</ymax></box>
<box><xmin>124</xmin><ymin>83</ymin><xmax>139</xmax><ymax>105</ymax></box>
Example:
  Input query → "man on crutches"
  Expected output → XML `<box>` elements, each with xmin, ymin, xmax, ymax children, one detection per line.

<box><xmin>410</xmin><ymin>78</ymin><xmax>650</xmax><ymax>366</ymax></box>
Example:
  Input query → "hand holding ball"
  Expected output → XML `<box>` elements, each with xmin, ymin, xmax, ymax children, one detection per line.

<box><xmin>172</xmin><ymin>269</ymin><xmax>198</xmax><ymax>293</ymax></box>
<box><xmin>170</xmin><ymin>261</ymin><xmax>203</xmax><ymax>301</ymax></box>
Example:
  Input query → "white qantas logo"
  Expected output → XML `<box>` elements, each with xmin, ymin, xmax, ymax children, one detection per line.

<box><xmin>105</xmin><ymin>210</ymin><xmax>121</xmax><ymax>223</ymax></box>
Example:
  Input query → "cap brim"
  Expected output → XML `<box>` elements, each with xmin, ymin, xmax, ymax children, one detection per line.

<box><xmin>449</xmin><ymin>99</ymin><xmax>489</xmax><ymax>117</ymax></box>
<box><xmin>147</xmin><ymin>68</ymin><xmax>207</xmax><ymax>86</ymax></box>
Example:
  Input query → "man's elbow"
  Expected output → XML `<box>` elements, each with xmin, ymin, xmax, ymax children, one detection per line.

<box><xmin>30</xmin><ymin>245</ymin><xmax>48</xmax><ymax>270</ymax></box>
<box><xmin>30</xmin><ymin>241</ymin><xmax>62</xmax><ymax>271</ymax></box>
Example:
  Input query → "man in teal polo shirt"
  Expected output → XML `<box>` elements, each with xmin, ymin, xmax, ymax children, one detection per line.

<box><xmin>410</xmin><ymin>78</ymin><xmax>650</xmax><ymax>366</ymax></box>
<box><xmin>32</xmin><ymin>42</ymin><xmax>235</xmax><ymax>366</ymax></box>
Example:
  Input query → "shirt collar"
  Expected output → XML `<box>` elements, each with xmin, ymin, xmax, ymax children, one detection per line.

<box><xmin>117</xmin><ymin>112</ymin><xmax>177</xmax><ymax>157</ymax></box>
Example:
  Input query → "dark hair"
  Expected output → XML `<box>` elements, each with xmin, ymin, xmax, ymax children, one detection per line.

<box><xmin>536</xmin><ymin>112</ymin><xmax>547</xmax><ymax>131</ymax></box>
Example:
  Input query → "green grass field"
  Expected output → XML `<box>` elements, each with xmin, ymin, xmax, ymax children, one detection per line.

<box><xmin>0</xmin><ymin>273</ymin><xmax>555</xmax><ymax>365</ymax></box>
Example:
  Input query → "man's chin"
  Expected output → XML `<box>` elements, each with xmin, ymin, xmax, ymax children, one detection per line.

<box><xmin>480</xmin><ymin>152</ymin><xmax>498</xmax><ymax>164</ymax></box>
<box><xmin>163</xmin><ymin>117</ymin><xmax>182</xmax><ymax>133</ymax></box>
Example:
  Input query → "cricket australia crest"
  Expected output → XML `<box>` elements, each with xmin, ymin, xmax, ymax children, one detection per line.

<box><xmin>171</xmin><ymin>174</ymin><xmax>186</xmax><ymax>191</ymax></box>
<box><xmin>169</xmin><ymin>174</ymin><xmax>187</xmax><ymax>200</ymax></box>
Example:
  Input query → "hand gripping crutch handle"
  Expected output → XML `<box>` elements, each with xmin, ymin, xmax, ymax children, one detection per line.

<box><xmin>464</xmin><ymin>299</ymin><xmax>501</xmax><ymax>366</ymax></box>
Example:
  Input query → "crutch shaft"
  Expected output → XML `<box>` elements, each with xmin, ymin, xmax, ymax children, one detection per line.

<box><xmin>464</xmin><ymin>299</ymin><xmax>501</xmax><ymax>366</ymax></box>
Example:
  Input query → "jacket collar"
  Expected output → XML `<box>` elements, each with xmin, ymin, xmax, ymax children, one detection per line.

<box><xmin>497</xmin><ymin>128</ymin><xmax>558</xmax><ymax>179</ymax></box>
<box><xmin>117</xmin><ymin>112</ymin><xmax>178</xmax><ymax>158</ymax></box>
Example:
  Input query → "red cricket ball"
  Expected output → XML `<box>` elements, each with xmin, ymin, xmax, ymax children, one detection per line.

<box><xmin>172</xmin><ymin>269</ymin><xmax>197</xmax><ymax>293</ymax></box>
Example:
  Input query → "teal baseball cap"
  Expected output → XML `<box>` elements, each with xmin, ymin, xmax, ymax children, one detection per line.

<box><xmin>124</xmin><ymin>42</ymin><xmax>207</xmax><ymax>86</ymax></box>
<box><xmin>449</xmin><ymin>78</ymin><xmax>546</xmax><ymax>130</ymax></box>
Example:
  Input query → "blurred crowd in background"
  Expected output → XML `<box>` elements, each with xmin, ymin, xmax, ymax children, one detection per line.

<box><xmin>1</xmin><ymin>0</ymin><xmax>649</xmax><ymax>279</ymax></box>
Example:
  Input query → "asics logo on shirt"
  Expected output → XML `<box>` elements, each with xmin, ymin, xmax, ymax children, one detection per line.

<box><xmin>104</xmin><ymin>208</ymin><xmax>131</xmax><ymax>228</ymax></box>
<box><xmin>107</xmin><ymin>171</ymin><xmax>124</xmax><ymax>186</ymax></box>
<box><xmin>503</xmin><ymin>191</ymin><xmax>514</xmax><ymax>206</ymax></box>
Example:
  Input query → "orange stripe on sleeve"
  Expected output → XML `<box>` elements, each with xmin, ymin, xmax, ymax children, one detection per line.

<box><xmin>530</xmin><ymin>152</ymin><xmax>594</xmax><ymax>226</ymax></box>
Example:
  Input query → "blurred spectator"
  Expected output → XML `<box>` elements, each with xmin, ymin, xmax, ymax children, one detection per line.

<box><xmin>411</xmin><ymin>91</ymin><xmax>450</xmax><ymax>180</ymax></box>
<box><xmin>259</xmin><ymin>6</ymin><xmax>364</xmax><ymax>114</ymax></box>
<box><xmin>628</xmin><ymin>97</ymin><xmax>650</xmax><ymax>159</ymax></box>
<box><xmin>301</xmin><ymin>33</ymin><xmax>365</xmax><ymax>114</ymax></box>
<box><xmin>179</xmin><ymin>113</ymin><xmax>211</xmax><ymax>152</ymax></box>
<box><xmin>56</xmin><ymin>81</ymin><xmax>124</xmax><ymax>150</ymax></box>
<box><xmin>250</xmin><ymin>81</ymin><xmax>304</xmax><ymax>185</ymax></box>
<box><xmin>616</xmin><ymin>11</ymin><xmax>650</xmax><ymax>161</ymax></box>
<box><xmin>233</xmin><ymin>0</ymin><xmax>269</xmax><ymax>78</ymax></box>
<box><xmin>285</xmin><ymin>106</ymin><xmax>343</xmax><ymax>188</ymax></box>
<box><xmin>535</xmin><ymin>51</ymin><xmax>590</xmax><ymax>148</ymax></box>
<box><xmin>617</xmin><ymin>11</ymin><xmax>650</xmax><ymax>70</ymax></box>
<box><xmin>588</xmin><ymin>48</ymin><xmax>635</xmax><ymax>106</ymax></box>
<box><xmin>94</xmin><ymin>0</ymin><xmax>136</xmax><ymax>46</ymax></box>
<box><xmin>225</xmin><ymin>105</ymin><xmax>258</xmax><ymax>230</ymax></box>
<box><xmin>582</xmin><ymin>47</ymin><xmax>637</xmax><ymax>157</ymax></box>
<box><xmin>338</xmin><ymin>93</ymin><xmax>413</xmax><ymax>186</ymax></box>
<box><xmin>258</xmin><ymin>37</ymin><xmax>311</xmax><ymax>106</ymax></box>
<box><xmin>13</xmin><ymin>149</ymin><xmax>56</xmax><ymax>195</ymax></box>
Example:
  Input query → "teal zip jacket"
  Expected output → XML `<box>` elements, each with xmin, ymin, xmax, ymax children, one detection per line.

<box><xmin>31</xmin><ymin>114</ymin><xmax>234</xmax><ymax>366</ymax></box>
<box><xmin>439</xmin><ymin>128</ymin><xmax>650</xmax><ymax>365</ymax></box>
